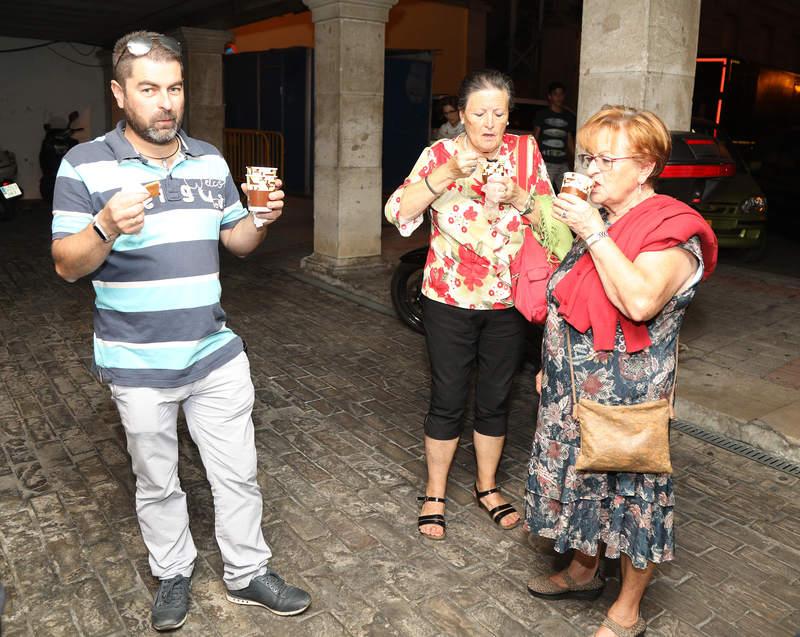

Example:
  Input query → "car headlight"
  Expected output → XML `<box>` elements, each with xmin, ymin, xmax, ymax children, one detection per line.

<box><xmin>741</xmin><ymin>195</ymin><xmax>767</xmax><ymax>215</ymax></box>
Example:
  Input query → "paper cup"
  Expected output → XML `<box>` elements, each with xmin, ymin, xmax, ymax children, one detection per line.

<box><xmin>245</xmin><ymin>166</ymin><xmax>278</xmax><ymax>213</ymax></box>
<box><xmin>560</xmin><ymin>172</ymin><xmax>594</xmax><ymax>200</ymax></box>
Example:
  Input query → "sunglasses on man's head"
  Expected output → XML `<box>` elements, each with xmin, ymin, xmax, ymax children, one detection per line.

<box><xmin>114</xmin><ymin>35</ymin><xmax>181</xmax><ymax>73</ymax></box>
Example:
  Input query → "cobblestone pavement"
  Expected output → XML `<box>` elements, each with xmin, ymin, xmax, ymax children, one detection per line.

<box><xmin>0</xmin><ymin>212</ymin><xmax>799</xmax><ymax>636</ymax></box>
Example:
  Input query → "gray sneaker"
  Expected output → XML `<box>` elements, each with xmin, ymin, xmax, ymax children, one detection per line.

<box><xmin>225</xmin><ymin>569</ymin><xmax>311</xmax><ymax>616</ymax></box>
<box><xmin>151</xmin><ymin>575</ymin><xmax>190</xmax><ymax>631</ymax></box>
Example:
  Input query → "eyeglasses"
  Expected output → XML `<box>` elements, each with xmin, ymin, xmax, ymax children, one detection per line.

<box><xmin>442</xmin><ymin>109</ymin><xmax>457</xmax><ymax>115</ymax></box>
<box><xmin>113</xmin><ymin>35</ymin><xmax>181</xmax><ymax>73</ymax></box>
<box><xmin>577</xmin><ymin>153</ymin><xmax>637</xmax><ymax>172</ymax></box>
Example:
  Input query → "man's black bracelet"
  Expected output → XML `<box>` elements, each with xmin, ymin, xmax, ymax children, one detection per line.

<box><xmin>424</xmin><ymin>175</ymin><xmax>443</xmax><ymax>197</ymax></box>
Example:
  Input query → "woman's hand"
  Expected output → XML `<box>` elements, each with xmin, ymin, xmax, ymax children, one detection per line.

<box><xmin>447</xmin><ymin>150</ymin><xmax>480</xmax><ymax>180</ymax></box>
<box><xmin>552</xmin><ymin>192</ymin><xmax>605</xmax><ymax>240</ymax></box>
<box><xmin>535</xmin><ymin>370</ymin><xmax>543</xmax><ymax>395</ymax></box>
<box><xmin>492</xmin><ymin>174</ymin><xmax>529</xmax><ymax>210</ymax></box>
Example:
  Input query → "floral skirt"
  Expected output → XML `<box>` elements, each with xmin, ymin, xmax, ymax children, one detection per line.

<box><xmin>524</xmin><ymin>431</ymin><xmax>675</xmax><ymax>570</ymax></box>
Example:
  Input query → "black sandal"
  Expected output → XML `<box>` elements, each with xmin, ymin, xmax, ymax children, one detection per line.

<box><xmin>417</xmin><ymin>496</ymin><xmax>447</xmax><ymax>541</ymax></box>
<box><xmin>474</xmin><ymin>484</ymin><xmax>520</xmax><ymax>530</ymax></box>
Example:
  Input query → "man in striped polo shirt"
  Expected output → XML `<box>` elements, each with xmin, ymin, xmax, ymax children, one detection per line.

<box><xmin>51</xmin><ymin>31</ymin><xmax>311</xmax><ymax>631</ymax></box>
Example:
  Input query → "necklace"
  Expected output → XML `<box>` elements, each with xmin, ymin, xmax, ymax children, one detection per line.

<box><xmin>139</xmin><ymin>139</ymin><xmax>181</xmax><ymax>165</ymax></box>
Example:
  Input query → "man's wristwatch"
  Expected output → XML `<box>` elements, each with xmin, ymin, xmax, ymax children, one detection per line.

<box><xmin>585</xmin><ymin>230</ymin><xmax>609</xmax><ymax>247</ymax></box>
<box><xmin>92</xmin><ymin>218</ymin><xmax>114</xmax><ymax>243</ymax></box>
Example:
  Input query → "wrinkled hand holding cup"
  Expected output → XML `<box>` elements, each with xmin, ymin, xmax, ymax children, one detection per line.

<box><xmin>245</xmin><ymin>166</ymin><xmax>278</xmax><ymax>228</ymax></box>
<box><xmin>483</xmin><ymin>174</ymin><xmax>506</xmax><ymax>205</ymax></box>
<box><xmin>560</xmin><ymin>172</ymin><xmax>594</xmax><ymax>201</ymax></box>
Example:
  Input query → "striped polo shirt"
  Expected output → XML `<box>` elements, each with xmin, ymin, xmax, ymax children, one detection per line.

<box><xmin>52</xmin><ymin>121</ymin><xmax>249</xmax><ymax>388</ymax></box>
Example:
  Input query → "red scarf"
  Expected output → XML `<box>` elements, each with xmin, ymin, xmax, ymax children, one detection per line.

<box><xmin>553</xmin><ymin>194</ymin><xmax>718</xmax><ymax>353</ymax></box>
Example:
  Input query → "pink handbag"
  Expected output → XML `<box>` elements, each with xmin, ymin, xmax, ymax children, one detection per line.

<box><xmin>510</xmin><ymin>227</ymin><xmax>557</xmax><ymax>323</ymax></box>
<box><xmin>509</xmin><ymin>135</ymin><xmax>558</xmax><ymax>324</ymax></box>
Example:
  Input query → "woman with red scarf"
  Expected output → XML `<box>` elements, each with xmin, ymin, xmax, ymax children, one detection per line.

<box><xmin>524</xmin><ymin>106</ymin><xmax>717</xmax><ymax>637</ymax></box>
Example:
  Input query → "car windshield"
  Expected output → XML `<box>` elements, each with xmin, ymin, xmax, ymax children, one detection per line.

<box><xmin>690</xmin><ymin>122</ymin><xmax>749</xmax><ymax>172</ymax></box>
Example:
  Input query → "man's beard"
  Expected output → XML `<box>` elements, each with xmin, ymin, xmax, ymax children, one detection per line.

<box><xmin>125</xmin><ymin>106</ymin><xmax>182</xmax><ymax>144</ymax></box>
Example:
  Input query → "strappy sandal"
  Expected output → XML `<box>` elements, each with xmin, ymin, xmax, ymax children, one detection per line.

<box><xmin>417</xmin><ymin>496</ymin><xmax>447</xmax><ymax>541</ymax></box>
<box><xmin>599</xmin><ymin>615</ymin><xmax>647</xmax><ymax>637</ymax></box>
<box><xmin>474</xmin><ymin>484</ymin><xmax>520</xmax><ymax>530</ymax></box>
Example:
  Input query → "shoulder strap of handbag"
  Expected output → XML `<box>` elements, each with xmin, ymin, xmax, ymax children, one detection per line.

<box><xmin>565</xmin><ymin>326</ymin><xmax>680</xmax><ymax>419</ymax></box>
<box><xmin>515</xmin><ymin>135</ymin><xmax>531</xmax><ymax>192</ymax></box>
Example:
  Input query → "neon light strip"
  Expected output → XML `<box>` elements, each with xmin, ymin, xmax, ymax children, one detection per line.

<box><xmin>661</xmin><ymin>163</ymin><xmax>735</xmax><ymax>178</ymax></box>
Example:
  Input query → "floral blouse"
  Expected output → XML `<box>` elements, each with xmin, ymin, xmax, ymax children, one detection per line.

<box><xmin>384</xmin><ymin>133</ymin><xmax>555</xmax><ymax>310</ymax></box>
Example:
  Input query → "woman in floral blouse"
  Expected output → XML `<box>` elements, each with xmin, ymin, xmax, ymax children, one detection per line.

<box><xmin>385</xmin><ymin>69</ymin><xmax>571</xmax><ymax>541</ymax></box>
<box><xmin>524</xmin><ymin>106</ymin><xmax>717</xmax><ymax>637</ymax></box>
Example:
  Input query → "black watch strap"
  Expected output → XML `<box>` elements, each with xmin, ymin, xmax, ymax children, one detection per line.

<box><xmin>92</xmin><ymin>219</ymin><xmax>112</xmax><ymax>243</ymax></box>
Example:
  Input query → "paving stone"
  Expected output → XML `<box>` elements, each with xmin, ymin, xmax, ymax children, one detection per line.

<box><xmin>417</xmin><ymin>594</ymin><xmax>488</xmax><ymax>636</ymax></box>
<box><xmin>290</xmin><ymin>611</ymin><xmax>351</xmax><ymax>637</ymax></box>
<box><xmin>112</xmin><ymin>587</ymin><xmax>161</xmax><ymax>635</ymax></box>
<box><xmin>34</xmin><ymin>601</ymin><xmax>82</xmax><ymax>636</ymax></box>
<box><xmin>647</xmin><ymin>613</ymin><xmax>706</xmax><ymax>636</ymax></box>
<box><xmin>678</xmin><ymin>548</ymin><xmax>732</xmax><ymax>586</ymax></box>
<box><xmin>647</xmin><ymin>580</ymin><xmax>714</xmax><ymax>627</ymax></box>
<box><xmin>301</xmin><ymin>565</ymin><xmax>390</xmax><ymax>635</ymax></box>
<box><xmin>72</xmin><ymin>576</ymin><xmax>124</xmax><ymax>636</ymax></box>
<box><xmin>86</xmin><ymin>539</ymin><xmax>140</xmax><ymax>594</ymax></box>
<box><xmin>46</xmin><ymin>531</ymin><xmax>91</xmax><ymax>584</ymax></box>
<box><xmin>319</xmin><ymin>509</ymin><xmax>379</xmax><ymax>553</ymax></box>
<box><xmin>723</xmin><ymin>611</ymin><xmax>793</xmax><ymax>637</ymax></box>
<box><xmin>733</xmin><ymin>545</ymin><xmax>800</xmax><ymax>584</ymax></box>
<box><xmin>468</xmin><ymin>599</ymin><xmax>529</xmax><ymax>636</ymax></box>
<box><xmin>677</xmin><ymin>575</ymin><xmax>748</xmax><ymax>624</ymax></box>
<box><xmin>380</xmin><ymin>599</ymin><xmax>438</xmax><ymax>637</ymax></box>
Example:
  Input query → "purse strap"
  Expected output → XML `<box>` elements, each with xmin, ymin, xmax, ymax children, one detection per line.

<box><xmin>515</xmin><ymin>135</ymin><xmax>530</xmax><ymax>192</ymax></box>
<box><xmin>565</xmin><ymin>326</ymin><xmax>679</xmax><ymax>419</ymax></box>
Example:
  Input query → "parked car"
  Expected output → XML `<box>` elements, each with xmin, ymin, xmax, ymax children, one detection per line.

<box><xmin>658</xmin><ymin>122</ymin><xmax>767</xmax><ymax>261</ymax></box>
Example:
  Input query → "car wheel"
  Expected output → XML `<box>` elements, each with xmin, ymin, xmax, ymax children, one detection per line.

<box><xmin>390</xmin><ymin>263</ymin><xmax>425</xmax><ymax>334</ymax></box>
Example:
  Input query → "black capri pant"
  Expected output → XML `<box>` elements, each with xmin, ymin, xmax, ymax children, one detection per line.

<box><xmin>422</xmin><ymin>295</ymin><xmax>526</xmax><ymax>440</ymax></box>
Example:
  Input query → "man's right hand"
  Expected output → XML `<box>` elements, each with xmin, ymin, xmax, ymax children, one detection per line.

<box><xmin>98</xmin><ymin>190</ymin><xmax>150</xmax><ymax>238</ymax></box>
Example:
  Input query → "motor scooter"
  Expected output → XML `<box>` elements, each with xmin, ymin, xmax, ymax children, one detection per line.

<box><xmin>39</xmin><ymin>111</ymin><xmax>82</xmax><ymax>204</ymax></box>
<box><xmin>0</xmin><ymin>147</ymin><xmax>23</xmax><ymax>222</ymax></box>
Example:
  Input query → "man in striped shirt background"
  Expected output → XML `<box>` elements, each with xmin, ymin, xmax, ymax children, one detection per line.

<box><xmin>51</xmin><ymin>30</ymin><xmax>311</xmax><ymax>631</ymax></box>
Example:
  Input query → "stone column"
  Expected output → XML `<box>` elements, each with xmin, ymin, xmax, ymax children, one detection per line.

<box><xmin>170</xmin><ymin>27</ymin><xmax>231</xmax><ymax>150</ymax></box>
<box><xmin>301</xmin><ymin>0</ymin><xmax>398</xmax><ymax>276</ymax></box>
<box><xmin>576</xmin><ymin>0</ymin><xmax>701</xmax><ymax>132</ymax></box>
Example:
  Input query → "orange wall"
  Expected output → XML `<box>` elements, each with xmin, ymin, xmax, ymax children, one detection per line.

<box><xmin>233</xmin><ymin>12</ymin><xmax>313</xmax><ymax>51</ymax></box>
<box><xmin>386</xmin><ymin>1</ymin><xmax>468</xmax><ymax>95</ymax></box>
<box><xmin>231</xmin><ymin>0</ymin><xmax>468</xmax><ymax>95</ymax></box>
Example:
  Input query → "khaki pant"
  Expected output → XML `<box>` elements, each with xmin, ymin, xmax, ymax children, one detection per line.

<box><xmin>111</xmin><ymin>352</ymin><xmax>271</xmax><ymax>589</ymax></box>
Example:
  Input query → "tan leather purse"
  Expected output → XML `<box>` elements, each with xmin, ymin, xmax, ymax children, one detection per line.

<box><xmin>566</xmin><ymin>329</ymin><xmax>675</xmax><ymax>474</ymax></box>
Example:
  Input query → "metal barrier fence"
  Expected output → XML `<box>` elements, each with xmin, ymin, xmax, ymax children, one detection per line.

<box><xmin>223</xmin><ymin>129</ymin><xmax>284</xmax><ymax>187</ymax></box>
